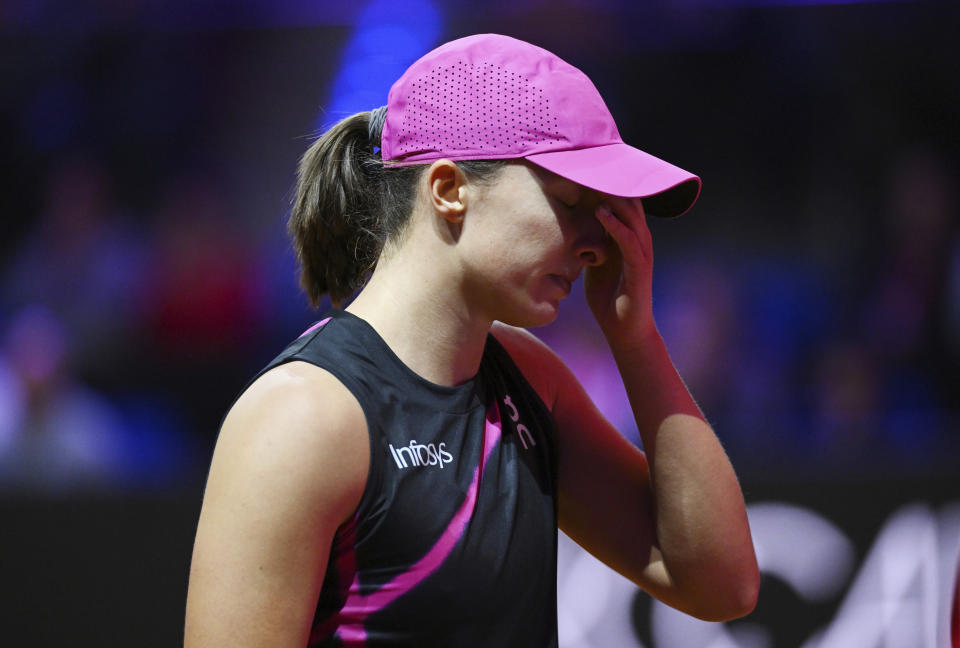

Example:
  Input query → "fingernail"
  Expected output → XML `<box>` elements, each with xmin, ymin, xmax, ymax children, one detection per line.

<box><xmin>597</xmin><ymin>205</ymin><xmax>613</xmax><ymax>218</ymax></box>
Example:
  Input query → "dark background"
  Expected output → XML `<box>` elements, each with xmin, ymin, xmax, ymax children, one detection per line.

<box><xmin>1</xmin><ymin>0</ymin><xmax>958</xmax><ymax>645</ymax></box>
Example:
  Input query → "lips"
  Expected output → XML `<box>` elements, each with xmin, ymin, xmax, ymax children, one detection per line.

<box><xmin>551</xmin><ymin>274</ymin><xmax>572</xmax><ymax>295</ymax></box>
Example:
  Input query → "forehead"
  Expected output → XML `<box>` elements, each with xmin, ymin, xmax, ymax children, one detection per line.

<box><xmin>503</xmin><ymin>161</ymin><xmax>585</xmax><ymax>197</ymax></box>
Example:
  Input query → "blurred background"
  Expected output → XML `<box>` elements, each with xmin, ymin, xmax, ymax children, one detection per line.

<box><xmin>1</xmin><ymin>0</ymin><xmax>958</xmax><ymax>645</ymax></box>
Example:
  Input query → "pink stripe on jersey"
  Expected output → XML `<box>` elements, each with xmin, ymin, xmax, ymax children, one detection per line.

<box><xmin>309</xmin><ymin>517</ymin><xmax>360</xmax><ymax>644</ymax></box>
<box><xmin>479</xmin><ymin>398</ymin><xmax>502</xmax><ymax>471</ymax></box>
<box><xmin>329</xmin><ymin>401</ymin><xmax>504</xmax><ymax>646</ymax></box>
<box><xmin>298</xmin><ymin>316</ymin><xmax>332</xmax><ymax>339</ymax></box>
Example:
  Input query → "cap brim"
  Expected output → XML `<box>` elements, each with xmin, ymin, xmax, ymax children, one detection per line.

<box><xmin>525</xmin><ymin>142</ymin><xmax>702</xmax><ymax>218</ymax></box>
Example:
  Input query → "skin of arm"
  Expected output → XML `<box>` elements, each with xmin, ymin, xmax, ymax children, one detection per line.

<box><xmin>492</xmin><ymin>196</ymin><xmax>759</xmax><ymax>622</ymax></box>
<box><xmin>184</xmin><ymin>361</ymin><xmax>369</xmax><ymax>647</ymax></box>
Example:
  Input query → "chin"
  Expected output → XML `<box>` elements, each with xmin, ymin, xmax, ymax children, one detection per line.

<box><xmin>498</xmin><ymin>300</ymin><xmax>561</xmax><ymax>329</ymax></box>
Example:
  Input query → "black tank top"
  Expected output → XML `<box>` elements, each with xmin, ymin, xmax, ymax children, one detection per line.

<box><xmin>233</xmin><ymin>309</ymin><xmax>559</xmax><ymax>647</ymax></box>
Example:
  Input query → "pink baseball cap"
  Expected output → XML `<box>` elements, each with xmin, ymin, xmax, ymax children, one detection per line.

<box><xmin>378</xmin><ymin>33</ymin><xmax>701</xmax><ymax>218</ymax></box>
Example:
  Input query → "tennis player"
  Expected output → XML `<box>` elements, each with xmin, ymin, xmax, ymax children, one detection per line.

<box><xmin>185</xmin><ymin>33</ymin><xmax>759</xmax><ymax>647</ymax></box>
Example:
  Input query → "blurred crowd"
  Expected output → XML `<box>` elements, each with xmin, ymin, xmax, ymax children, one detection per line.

<box><xmin>0</xmin><ymin>156</ymin><xmax>274</xmax><ymax>491</ymax></box>
<box><xmin>541</xmin><ymin>142</ymin><xmax>960</xmax><ymax>480</ymax></box>
<box><xmin>1</xmin><ymin>3</ymin><xmax>958</xmax><ymax>493</ymax></box>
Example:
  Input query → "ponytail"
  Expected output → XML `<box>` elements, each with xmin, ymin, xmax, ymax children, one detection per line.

<box><xmin>289</xmin><ymin>110</ymin><xmax>507</xmax><ymax>308</ymax></box>
<box><xmin>290</xmin><ymin>112</ymin><xmax>400</xmax><ymax>307</ymax></box>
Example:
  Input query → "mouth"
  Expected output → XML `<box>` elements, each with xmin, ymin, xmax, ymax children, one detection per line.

<box><xmin>550</xmin><ymin>274</ymin><xmax>572</xmax><ymax>296</ymax></box>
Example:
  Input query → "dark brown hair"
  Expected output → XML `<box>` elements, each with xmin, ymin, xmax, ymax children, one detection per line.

<box><xmin>289</xmin><ymin>111</ymin><xmax>506</xmax><ymax>307</ymax></box>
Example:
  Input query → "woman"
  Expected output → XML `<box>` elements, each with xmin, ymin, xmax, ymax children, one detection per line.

<box><xmin>185</xmin><ymin>33</ymin><xmax>759</xmax><ymax>647</ymax></box>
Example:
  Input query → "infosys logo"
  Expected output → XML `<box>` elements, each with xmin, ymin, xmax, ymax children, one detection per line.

<box><xmin>389</xmin><ymin>440</ymin><xmax>454</xmax><ymax>470</ymax></box>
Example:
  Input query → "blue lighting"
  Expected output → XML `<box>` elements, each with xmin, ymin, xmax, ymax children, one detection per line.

<box><xmin>319</xmin><ymin>0</ymin><xmax>442</xmax><ymax>133</ymax></box>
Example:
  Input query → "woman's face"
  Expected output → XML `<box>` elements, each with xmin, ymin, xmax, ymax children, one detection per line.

<box><xmin>455</xmin><ymin>161</ymin><xmax>610</xmax><ymax>327</ymax></box>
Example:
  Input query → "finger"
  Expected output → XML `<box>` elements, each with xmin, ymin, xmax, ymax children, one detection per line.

<box><xmin>606</xmin><ymin>195</ymin><xmax>644</xmax><ymax>227</ymax></box>
<box><xmin>595</xmin><ymin>203</ymin><xmax>635</xmax><ymax>248</ymax></box>
<box><xmin>596</xmin><ymin>202</ymin><xmax>646</xmax><ymax>265</ymax></box>
<box><xmin>595</xmin><ymin>205</ymin><xmax>645</xmax><ymax>293</ymax></box>
<box><xmin>606</xmin><ymin>196</ymin><xmax>652</xmax><ymax>255</ymax></box>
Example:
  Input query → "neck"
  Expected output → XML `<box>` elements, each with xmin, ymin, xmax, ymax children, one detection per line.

<box><xmin>345</xmin><ymin>249</ymin><xmax>491</xmax><ymax>387</ymax></box>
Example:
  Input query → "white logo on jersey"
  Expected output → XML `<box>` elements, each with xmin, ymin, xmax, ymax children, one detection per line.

<box><xmin>503</xmin><ymin>394</ymin><xmax>536</xmax><ymax>450</ymax></box>
<box><xmin>389</xmin><ymin>439</ymin><xmax>454</xmax><ymax>470</ymax></box>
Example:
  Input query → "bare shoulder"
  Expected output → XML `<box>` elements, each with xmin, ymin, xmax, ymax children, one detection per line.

<box><xmin>490</xmin><ymin>321</ymin><xmax>562</xmax><ymax>411</ymax></box>
<box><xmin>213</xmin><ymin>360</ymin><xmax>369</xmax><ymax>519</ymax></box>
<box><xmin>225</xmin><ymin>359</ymin><xmax>367</xmax><ymax>447</ymax></box>
<box><xmin>186</xmin><ymin>361</ymin><xmax>368</xmax><ymax>646</ymax></box>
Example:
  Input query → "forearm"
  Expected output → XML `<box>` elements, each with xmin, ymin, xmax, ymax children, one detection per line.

<box><xmin>610</xmin><ymin>329</ymin><xmax>759</xmax><ymax>619</ymax></box>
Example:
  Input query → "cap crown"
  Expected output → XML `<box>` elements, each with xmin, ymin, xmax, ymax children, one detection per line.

<box><xmin>381</xmin><ymin>34</ymin><xmax>622</xmax><ymax>164</ymax></box>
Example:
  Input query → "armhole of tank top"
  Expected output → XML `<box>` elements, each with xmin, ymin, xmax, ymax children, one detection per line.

<box><xmin>485</xmin><ymin>334</ymin><xmax>557</xmax><ymax>435</ymax></box>
<box><xmin>485</xmin><ymin>334</ymin><xmax>561</xmax><ymax>516</ymax></box>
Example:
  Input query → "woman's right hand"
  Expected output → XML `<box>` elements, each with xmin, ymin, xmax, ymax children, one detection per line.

<box><xmin>583</xmin><ymin>196</ymin><xmax>658</xmax><ymax>350</ymax></box>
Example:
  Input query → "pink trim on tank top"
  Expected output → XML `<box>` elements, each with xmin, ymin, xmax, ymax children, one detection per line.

<box><xmin>298</xmin><ymin>316</ymin><xmax>332</xmax><ymax>339</ymax></box>
<box><xmin>308</xmin><ymin>516</ymin><xmax>359</xmax><ymax>644</ymax></box>
<box><xmin>330</xmin><ymin>400</ymin><xmax>504</xmax><ymax>646</ymax></box>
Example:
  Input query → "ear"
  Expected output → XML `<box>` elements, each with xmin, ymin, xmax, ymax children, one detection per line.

<box><xmin>426</xmin><ymin>159</ymin><xmax>468</xmax><ymax>224</ymax></box>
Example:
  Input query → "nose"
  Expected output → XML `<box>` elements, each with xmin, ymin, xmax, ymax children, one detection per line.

<box><xmin>577</xmin><ymin>240</ymin><xmax>606</xmax><ymax>267</ymax></box>
<box><xmin>573</xmin><ymin>199</ymin><xmax>609</xmax><ymax>267</ymax></box>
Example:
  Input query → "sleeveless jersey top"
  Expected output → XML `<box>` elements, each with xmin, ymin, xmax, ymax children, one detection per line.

<box><xmin>233</xmin><ymin>309</ymin><xmax>559</xmax><ymax>647</ymax></box>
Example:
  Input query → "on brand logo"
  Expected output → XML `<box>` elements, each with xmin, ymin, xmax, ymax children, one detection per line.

<box><xmin>503</xmin><ymin>394</ymin><xmax>536</xmax><ymax>450</ymax></box>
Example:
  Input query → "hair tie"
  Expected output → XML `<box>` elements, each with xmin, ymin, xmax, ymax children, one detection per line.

<box><xmin>368</xmin><ymin>105</ymin><xmax>388</xmax><ymax>147</ymax></box>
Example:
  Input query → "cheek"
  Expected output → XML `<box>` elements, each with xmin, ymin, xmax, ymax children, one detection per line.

<box><xmin>462</xmin><ymin>212</ymin><xmax>547</xmax><ymax>267</ymax></box>
<box><xmin>492</xmin><ymin>213</ymin><xmax>566</xmax><ymax>264</ymax></box>
<box><xmin>459</xmin><ymin>187</ymin><xmax>566</xmax><ymax>283</ymax></box>
<box><xmin>455</xmin><ymin>217</ymin><xmax>567</xmax><ymax>324</ymax></box>
<box><xmin>462</xmin><ymin>242</ymin><xmax>537</xmax><ymax>289</ymax></box>
<box><xmin>458</xmin><ymin>231</ymin><xmax>544</xmax><ymax>302</ymax></box>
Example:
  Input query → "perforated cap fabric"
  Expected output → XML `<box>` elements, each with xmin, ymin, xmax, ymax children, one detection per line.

<box><xmin>379</xmin><ymin>34</ymin><xmax>702</xmax><ymax>218</ymax></box>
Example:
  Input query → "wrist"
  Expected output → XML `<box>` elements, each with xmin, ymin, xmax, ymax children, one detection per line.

<box><xmin>609</xmin><ymin>327</ymin><xmax>705</xmax><ymax>426</ymax></box>
<box><xmin>604</xmin><ymin>317</ymin><xmax>662</xmax><ymax>358</ymax></box>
